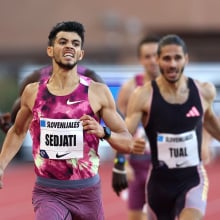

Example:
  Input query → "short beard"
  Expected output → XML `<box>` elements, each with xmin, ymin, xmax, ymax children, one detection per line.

<box><xmin>55</xmin><ymin>60</ymin><xmax>78</xmax><ymax>70</ymax></box>
<box><xmin>160</xmin><ymin>67</ymin><xmax>185</xmax><ymax>83</ymax></box>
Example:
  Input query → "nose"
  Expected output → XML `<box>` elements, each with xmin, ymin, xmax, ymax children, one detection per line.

<box><xmin>169</xmin><ymin>58</ymin><xmax>177</xmax><ymax>67</ymax></box>
<box><xmin>65</xmin><ymin>41</ymin><xmax>74</xmax><ymax>49</ymax></box>
<box><xmin>151</xmin><ymin>55</ymin><xmax>157</xmax><ymax>63</ymax></box>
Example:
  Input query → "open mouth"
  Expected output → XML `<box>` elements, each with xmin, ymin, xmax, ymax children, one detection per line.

<box><xmin>63</xmin><ymin>53</ymin><xmax>74</xmax><ymax>58</ymax></box>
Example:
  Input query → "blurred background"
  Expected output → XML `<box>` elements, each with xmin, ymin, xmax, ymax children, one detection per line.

<box><xmin>1</xmin><ymin>0</ymin><xmax>220</xmax><ymax>157</ymax></box>
<box><xmin>0</xmin><ymin>0</ymin><xmax>220</xmax><ymax>219</ymax></box>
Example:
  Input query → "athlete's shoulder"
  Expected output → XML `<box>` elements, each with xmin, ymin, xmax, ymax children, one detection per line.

<box><xmin>119</xmin><ymin>77</ymin><xmax>137</xmax><ymax>94</ymax></box>
<box><xmin>90</xmin><ymin>79</ymin><xmax>108</xmax><ymax>89</ymax></box>
<box><xmin>137</xmin><ymin>80</ymin><xmax>152</xmax><ymax>93</ymax></box>
<box><xmin>22</xmin><ymin>82</ymin><xmax>39</xmax><ymax>99</ymax></box>
<box><xmin>79</xmin><ymin>74</ymin><xmax>94</xmax><ymax>86</ymax></box>
<box><xmin>80</xmin><ymin>75</ymin><xmax>104</xmax><ymax>88</ymax></box>
<box><xmin>194</xmin><ymin>78</ymin><xmax>216</xmax><ymax>101</ymax></box>
<box><xmin>89</xmin><ymin>80</ymin><xmax>112</xmax><ymax>99</ymax></box>
<box><xmin>132</xmin><ymin>80</ymin><xmax>152</xmax><ymax>101</ymax></box>
<box><xmin>24</xmin><ymin>82</ymin><xmax>39</xmax><ymax>91</ymax></box>
<box><xmin>78</xmin><ymin>65</ymin><xmax>105</xmax><ymax>83</ymax></box>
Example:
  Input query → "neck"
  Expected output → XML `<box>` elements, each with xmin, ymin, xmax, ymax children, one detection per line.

<box><xmin>49</xmin><ymin>65</ymin><xmax>79</xmax><ymax>89</ymax></box>
<box><xmin>159</xmin><ymin>75</ymin><xmax>187</xmax><ymax>92</ymax></box>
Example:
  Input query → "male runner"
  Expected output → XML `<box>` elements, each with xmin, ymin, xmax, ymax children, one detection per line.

<box><xmin>125</xmin><ymin>34</ymin><xmax>220</xmax><ymax>220</ymax></box>
<box><xmin>112</xmin><ymin>36</ymin><xmax>160</xmax><ymax>220</ymax></box>
<box><xmin>0</xmin><ymin>21</ymin><xmax>145</xmax><ymax>220</ymax></box>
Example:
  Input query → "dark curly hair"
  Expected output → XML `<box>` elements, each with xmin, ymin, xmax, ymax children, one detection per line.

<box><xmin>48</xmin><ymin>21</ymin><xmax>85</xmax><ymax>47</ymax></box>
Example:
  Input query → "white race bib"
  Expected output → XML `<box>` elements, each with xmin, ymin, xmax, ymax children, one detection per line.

<box><xmin>157</xmin><ymin>130</ymin><xmax>200</xmax><ymax>168</ymax></box>
<box><xmin>39</xmin><ymin>118</ymin><xmax>83</xmax><ymax>159</ymax></box>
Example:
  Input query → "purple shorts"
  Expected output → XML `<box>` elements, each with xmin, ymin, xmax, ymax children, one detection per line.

<box><xmin>32</xmin><ymin>176</ymin><xmax>104</xmax><ymax>220</ymax></box>
<box><xmin>128</xmin><ymin>156</ymin><xmax>151</xmax><ymax>210</ymax></box>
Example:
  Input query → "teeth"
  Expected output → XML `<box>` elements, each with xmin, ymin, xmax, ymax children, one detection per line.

<box><xmin>64</xmin><ymin>53</ymin><xmax>73</xmax><ymax>57</ymax></box>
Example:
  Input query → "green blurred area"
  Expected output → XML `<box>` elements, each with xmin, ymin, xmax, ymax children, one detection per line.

<box><xmin>0</xmin><ymin>76</ymin><xmax>18</xmax><ymax>144</ymax></box>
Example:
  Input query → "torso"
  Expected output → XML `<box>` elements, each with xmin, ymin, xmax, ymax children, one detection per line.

<box><xmin>145</xmin><ymin>77</ymin><xmax>203</xmax><ymax>169</ymax></box>
<box><xmin>29</xmin><ymin>75</ymin><xmax>101</xmax><ymax>180</ymax></box>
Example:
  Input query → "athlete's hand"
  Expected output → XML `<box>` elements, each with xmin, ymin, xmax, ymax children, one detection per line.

<box><xmin>80</xmin><ymin>114</ymin><xmax>104</xmax><ymax>138</ymax></box>
<box><xmin>112</xmin><ymin>162</ymin><xmax>128</xmax><ymax>196</ymax></box>
<box><xmin>0</xmin><ymin>112</ymin><xmax>11</xmax><ymax>133</ymax></box>
<box><xmin>132</xmin><ymin>138</ymin><xmax>146</xmax><ymax>154</ymax></box>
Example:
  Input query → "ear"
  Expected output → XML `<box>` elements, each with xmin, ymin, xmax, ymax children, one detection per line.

<box><xmin>78</xmin><ymin>49</ymin><xmax>84</xmax><ymax>61</ymax></box>
<box><xmin>47</xmin><ymin>46</ymin><xmax>53</xmax><ymax>58</ymax></box>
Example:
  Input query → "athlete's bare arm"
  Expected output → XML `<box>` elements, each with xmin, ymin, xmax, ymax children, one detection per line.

<box><xmin>83</xmin><ymin>81</ymin><xmax>137</xmax><ymax>153</ymax></box>
<box><xmin>112</xmin><ymin>78</ymin><xmax>138</xmax><ymax>195</ymax></box>
<box><xmin>201</xmin><ymin>127</ymin><xmax>213</xmax><ymax>164</ymax></box>
<box><xmin>117</xmin><ymin>78</ymin><xmax>136</xmax><ymax>115</ymax></box>
<box><xmin>125</xmin><ymin>83</ymin><xmax>151</xmax><ymax>135</ymax></box>
<box><xmin>199</xmin><ymin>81</ymin><xmax>220</xmax><ymax>140</ymax></box>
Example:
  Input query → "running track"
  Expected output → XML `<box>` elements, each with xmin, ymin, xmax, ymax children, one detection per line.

<box><xmin>0</xmin><ymin>159</ymin><xmax>220</xmax><ymax>220</ymax></box>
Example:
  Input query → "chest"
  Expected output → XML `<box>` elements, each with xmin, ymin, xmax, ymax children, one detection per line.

<box><xmin>35</xmin><ymin>83</ymin><xmax>93</xmax><ymax>119</ymax></box>
<box><xmin>150</xmin><ymin>91</ymin><xmax>203</xmax><ymax>133</ymax></box>
<box><xmin>160</xmin><ymin>88</ymin><xmax>189</xmax><ymax>104</ymax></box>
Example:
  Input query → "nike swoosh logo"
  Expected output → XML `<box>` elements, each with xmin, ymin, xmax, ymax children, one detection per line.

<box><xmin>67</xmin><ymin>100</ymin><xmax>85</xmax><ymax>105</ymax></box>
<box><xmin>176</xmin><ymin>161</ymin><xmax>186</xmax><ymax>167</ymax></box>
<box><xmin>56</xmin><ymin>152</ymin><xmax>70</xmax><ymax>158</ymax></box>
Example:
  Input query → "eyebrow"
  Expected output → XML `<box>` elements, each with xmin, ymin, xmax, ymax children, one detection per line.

<box><xmin>58</xmin><ymin>37</ymin><xmax>80</xmax><ymax>42</ymax></box>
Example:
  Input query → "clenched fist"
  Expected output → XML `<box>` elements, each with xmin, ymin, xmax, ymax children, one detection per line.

<box><xmin>132</xmin><ymin>138</ymin><xmax>146</xmax><ymax>154</ymax></box>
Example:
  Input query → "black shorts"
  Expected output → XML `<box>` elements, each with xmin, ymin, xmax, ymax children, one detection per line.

<box><xmin>146</xmin><ymin>164</ymin><xmax>208</xmax><ymax>220</ymax></box>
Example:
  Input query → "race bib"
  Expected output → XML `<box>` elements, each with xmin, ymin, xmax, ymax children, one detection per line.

<box><xmin>39</xmin><ymin>118</ymin><xmax>83</xmax><ymax>159</ymax></box>
<box><xmin>157</xmin><ymin>130</ymin><xmax>200</xmax><ymax>168</ymax></box>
